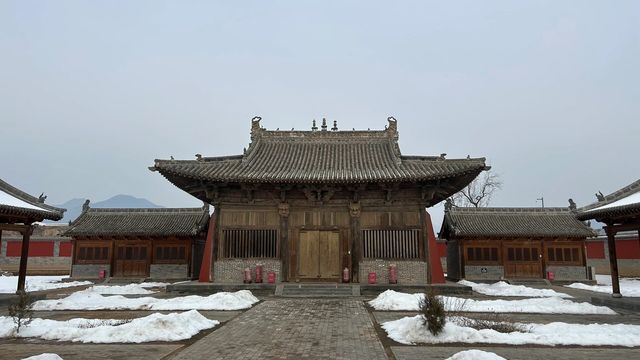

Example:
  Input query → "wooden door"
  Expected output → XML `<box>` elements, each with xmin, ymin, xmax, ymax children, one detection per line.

<box><xmin>297</xmin><ymin>230</ymin><xmax>340</xmax><ymax>280</ymax></box>
<box><xmin>504</xmin><ymin>242</ymin><xmax>542</xmax><ymax>278</ymax></box>
<box><xmin>113</xmin><ymin>242</ymin><xmax>150</xmax><ymax>277</ymax></box>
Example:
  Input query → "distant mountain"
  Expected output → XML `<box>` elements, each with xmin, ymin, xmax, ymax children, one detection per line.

<box><xmin>51</xmin><ymin>195</ymin><xmax>163</xmax><ymax>223</ymax></box>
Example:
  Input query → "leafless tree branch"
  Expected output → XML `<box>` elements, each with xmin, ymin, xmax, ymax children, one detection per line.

<box><xmin>451</xmin><ymin>170</ymin><xmax>502</xmax><ymax>207</ymax></box>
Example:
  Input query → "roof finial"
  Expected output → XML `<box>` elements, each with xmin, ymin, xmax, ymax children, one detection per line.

<box><xmin>568</xmin><ymin>198</ymin><xmax>577</xmax><ymax>211</ymax></box>
<box><xmin>312</xmin><ymin>119</ymin><xmax>318</xmax><ymax>131</ymax></box>
<box><xmin>596</xmin><ymin>191</ymin><xmax>605</xmax><ymax>202</ymax></box>
<box><xmin>331</xmin><ymin>120</ymin><xmax>338</xmax><ymax>131</ymax></box>
<box><xmin>195</xmin><ymin>154</ymin><xmax>203</xmax><ymax>161</ymax></box>
<box><xmin>82</xmin><ymin>199</ymin><xmax>90</xmax><ymax>212</ymax></box>
<box><xmin>321</xmin><ymin>118</ymin><xmax>327</xmax><ymax>131</ymax></box>
<box><xmin>38</xmin><ymin>193</ymin><xmax>47</xmax><ymax>203</ymax></box>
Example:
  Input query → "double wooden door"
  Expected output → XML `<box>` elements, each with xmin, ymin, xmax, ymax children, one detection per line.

<box><xmin>503</xmin><ymin>242</ymin><xmax>542</xmax><ymax>278</ymax></box>
<box><xmin>113</xmin><ymin>241</ymin><xmax>150</xmax><ymax>277</ymax></box>
<box><xmin>298</xmin><ymin>231</ymin><xmax>341</xmax><ymax>280</ymax></box>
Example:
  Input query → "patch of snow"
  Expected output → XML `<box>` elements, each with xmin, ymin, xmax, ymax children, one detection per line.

<box><xmin>78</xmin><ymin>283</ymin><xmax>168</xmax><ymax>295</ymax></box>
<box><xmin>458</xmin><ymin>280</ymin><xmax>572</xmax><ymax>298</ymax></box>
<box><xmin>33</xmin><ymin>290</ymin><xmax>259</xmax><ymax>311</ymax></box>
<box><xmin>369</xmin><ymin>290</ymin><xmax>615</xmax><ymax>314</ymax></box>
<box><xmin>565</xmin><ymin>276</ymin><xmax>640</xmax><ymax>297</ymax></box>
<box><xmin>586</xmin><ymin>191</ymin><xmax>640</xmax><ymax>212</ymax></box>
<box><xmin>0</xmin><ymin>310</ymin><xmax>217</xmax><ymax>343</ymax></box>
<box><xmin>21</xmin><ymin>354</ymin><xmax>64</xmax><ymax>360</ymax></box>
<box><xmin>0</xmin><ymin>276</ymin><xmax>91</xmax><ymax>294</ymax></box>
<box><xmin>383</xmin><ymin>315</ymin><xmax>640</xmax><ymax>346</ymax></box>
<box><xmin>0</xmin><ymin>188</ymin><xmax>49</xmax><ymax>211</ymax></box>
<box><xmin>446</xmin><ymin>350</ymin><xmax>506</xmax><ymax>360</ymax></box>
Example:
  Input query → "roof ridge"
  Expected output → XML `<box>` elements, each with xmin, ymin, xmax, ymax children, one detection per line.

<box><xmin>0</xmin><ymin>177</ymin><xmax>66</xmax><ymax>218</ymax></box>
<box><xmin>579</xmin><ymin>178</ymin><xmax>640</xmax><ymax>212</ymax></box>
<box><xmin>86</xmin><ymin>207</ymin><xmax>207</xmax><ymax>213</ymax></box>
<box><xmin>450</xmin><ymin>207</ymin><xmax>571</xmax><ymax>213</ymax></box>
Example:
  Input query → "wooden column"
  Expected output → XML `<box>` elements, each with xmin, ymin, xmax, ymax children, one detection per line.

<box><xmin>16</xmin><ymin>223</ymin><xmax>33</xmax><ymax>293</ymax></box>
<box><xmin>278</xmin><ymin>203</ymin><xmax>290</xmax><ymax>282</ymax></box>
<box><xmin>199</xmin><ymin>209</ymin><xmax>217</xmax><ymax>282</ymax></box>
<box><xmin>605</xmin><ymin>225</ymin><xmax>622</xmax><ymax>298</ymax></box>
<box><xmin>349</xmin><ymin>202</ymin><xmax>361</xmax><ymax>282</ymax></box>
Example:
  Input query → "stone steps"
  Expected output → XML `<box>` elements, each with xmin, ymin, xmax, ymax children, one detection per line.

<box><xmin>506</xmin><ymin>279</ymin><xmax>551</xmax><ymax>286</ymax></box>
<box><xmin>278</xmin><ymin>283</ymin><xmax>360</xmax><ymax>297</ymax></box>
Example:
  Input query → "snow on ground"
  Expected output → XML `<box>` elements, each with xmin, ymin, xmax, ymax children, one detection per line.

<box><xmin>21</xmin><ymin>354</ymin><xmax>64</xmax><ymax>360</ymax></box>
<box><xmin>565</xmin><ymin>275</ymin><xmax>640</xmax><ymax>297</ymax></box>
<box><xmin>458</xmin><ymin>280</ymin><xmax>572</xmax><ymax>298</ymax></box>
<box><xmin>0</xmin><ymin>310</ymin><xmax>217</xmax><ymax>343</ymax></box>
<box><xmin>369</xmin><ymin>290</ymin><xmax>616</xmax><ymax>314</ymax></box>
<box><xmin>78</xmin><ymin>283</ymin><xmax>169</xmax><ymax>295</ymax></box>
<box><xmin>0</xmin><ymin>276</ymin><xmax>91</xmax><ymax>294</ymax></box>
<box><xmin>446</xmin><ymin>350</ymin><xmax>506</xmax><ymax>360</ymax></box>
<box><xmin>383</xmin><ymin>315</ymin><xmax>640</xmax><ymax>346</ymax></box>
<box><xmin>33</xmin><ymin>290</ymin><xmax>259</xmax><ymax>311</ymax></box>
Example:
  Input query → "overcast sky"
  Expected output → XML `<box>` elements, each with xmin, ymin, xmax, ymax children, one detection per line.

<box><xmin>1</xmin><ymin>1</ymin><xmax>638</xmax><ymax>227</ymax></box>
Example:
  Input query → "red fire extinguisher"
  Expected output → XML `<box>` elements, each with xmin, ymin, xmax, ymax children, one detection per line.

<box><xmin>389</xmin><ymin>264</ymin><xmax>398</xmax><ymax>284</ymax></box>
<box><xmin>255</xmin><ymin>264</ymin><xmax>263</xmax><ymax>283</ymax></box>
<box><xmin>243</xmin><ymin>267</ymin><xmax>252</xmax><ymax>283</ymax></box>
<box><xmin>342</xmin><ymin>267</ymin><xmax>350</xmax><ymax>283</ymax></box>
<box><xmin>368</xmin><ymin>272</ymin><xmax>377</xmax><ymax>284</ymax></box>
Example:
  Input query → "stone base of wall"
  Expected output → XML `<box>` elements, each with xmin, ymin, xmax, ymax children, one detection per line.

<box><xmin>464</xmin><ymin>265</ymin><xmax>504</xmax><ymax>281</ymax></box>
<box><xmin>213</xmin><ymin>259</ymin><xmax>282</xmax><ymax>283</ymax></box>
<box><xmin>72</xmin><ymin>264</ymin><xmax>110</xmax><ymax>278</ymax></box>
<box><xmin>359</xmin><ymin>260</ymin><xmax>427</xmax><ymax>284</ymax></box>
<box><xmin>588</xmin><ymin>259</ymin><xmax>640</xmax><ymax>277</ymax></box>
<box><xmin>150</xmin><ymin>264</ymin><xmax>189</xmax><ymax>279</ymax></box>
<box><xmin>546</xmin><ymin>265</ymin><xmax>587</xmax><ymax>280</ymax></box>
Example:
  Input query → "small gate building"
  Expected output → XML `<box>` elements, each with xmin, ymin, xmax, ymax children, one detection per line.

<box><xmin>441</xmin><ymin>205</ymin><xmax>595</xmax><ymax>281</ymax></box>
<box><xmin>66</xmin><ymin>203</ymin><xmax>210</xmax><ymax>279</ymax></box>
<box><xmin>150</xmin><ymin>117</ymin><xmax>488</xmax><ymax>284</ymax></box>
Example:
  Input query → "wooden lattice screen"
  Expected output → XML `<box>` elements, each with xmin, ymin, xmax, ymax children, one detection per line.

<box><xmin>222</xmin><ymin>229</ymin><xmax>278</xmax><ymax>258</ymax></box>
<box><xmin>361</xmin><ymin>229</ymin><xmax>421</xmax><ymax>259</ymax></box>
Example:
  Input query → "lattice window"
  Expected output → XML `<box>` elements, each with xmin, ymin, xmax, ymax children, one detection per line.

<box><xmin>155</xmin><ymin>245</ymin><xmax>187</xmax><ymax>263</ymax></box>
<box><xmin>466</xmin><ymin>247</ymin><xmax>499</xmax><ymax>264</ymax></box>
<box><xmin>547</xmin><ymin>247</ymin><xmax>581</xmax><ymax>265</ymax></box>
<box><xmin>77</xmin><ymin>246</ymin><xmax>110</xmax><ymax>264</ymax></box>
<box><xmin>507</xmin><ymin>247</ymin><xmax>539</xmax><ymax>262</ymax></box>
<box><xmin>361</xmin><ymin>229</ymin><xmax>421</xmax><ymax>259</ymax></box>
<box><xmin>222</xmin><ymin>229</ymin><xmax>278</xmax><ymax>258</ymax></box>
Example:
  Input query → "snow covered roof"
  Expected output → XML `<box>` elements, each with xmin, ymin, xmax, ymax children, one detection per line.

<box><xmin>0</xmin><ymin>178</ymin><xmax>65</xmax><ymax>222</ymax></box>
<box><xmin>577</xmin><ymin>179</ymin><xmax>640</xmax><ymax>222</ymax></box>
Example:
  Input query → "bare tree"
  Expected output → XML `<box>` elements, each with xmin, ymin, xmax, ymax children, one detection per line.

<box><xmin>451</xmin><ymin>170</ymin><xmax>502</xmax><ymax>207</ymax></box>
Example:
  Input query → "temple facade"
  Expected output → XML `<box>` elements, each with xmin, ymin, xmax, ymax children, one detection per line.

<box><xmin>151</xmin><ymin>118</ymin><xmax>488</xmax><ymax>284</ymax></box>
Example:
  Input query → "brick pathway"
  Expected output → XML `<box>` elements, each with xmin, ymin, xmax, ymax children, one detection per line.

<box><xmin>171</xmin><ymin>298</ymin><xmax>388</xmax><ymax>360</ymax></box>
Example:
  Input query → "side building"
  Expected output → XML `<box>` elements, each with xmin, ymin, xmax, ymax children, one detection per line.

<box><xmin>66</xmin><ymin>204</ymin><xmax>210</xmax><ymax>279</ymax></box>
<box><xmin>440</xmin><ymin>206</ymin><xmax>595</xmax><ymax>281</ymax></box>
<box><xmin>0</xmin><ymin>224</ymin><xmax>71</xmax><ymax>275</ymax></box>
<box><xmin>150</xmin><ymin>118</ymin><xmax>488</xmax><ymax>284</ymax></box>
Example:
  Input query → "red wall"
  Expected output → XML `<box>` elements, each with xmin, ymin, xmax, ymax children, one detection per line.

<box><xmin>616</xmin><ymin>239</ymin><xmax>640</xmax><ymax>259</ymax></box>
<box><xmin>436</xmin><ymin>241</ymin><xmax>447</xmax><ymax>257</ymax></box>
<box><xmin>6</xmin><ymin>241</ymin><xmax>54</xmax><ymax>257</ymax></box>
<box><xmin>586</xmin><ymin>242</ymin><xmax>605</xmax><ymax>259</ymax></box>
<box><xmin>59</xmin><ymin>242</ymin><xmax>72</xmax><ymax>257</ymax></box>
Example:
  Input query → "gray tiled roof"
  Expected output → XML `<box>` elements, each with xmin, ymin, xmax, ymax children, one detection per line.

<box><xmin>577</xmin><ymin>179</ymin><xmax>640</xmax><ymax>222</ymax></box>
<box><xmin>441</xmin><ymin>207</ymin><xmax>595</xmax><ymax>238</ymax></box>
<box><xmin>65</xmin><ymin>207</ymin><xmax>210</xmax><ymax>237</ymax></box>
<box><xmin>150</xmin><ymin>119</ymin><xmax>488</xmax><ymax>184</ymax></box>
<box><xmin>0</xmin><ymin>178</ymin><xmax>65</xmax><ymax>221</ymax></box>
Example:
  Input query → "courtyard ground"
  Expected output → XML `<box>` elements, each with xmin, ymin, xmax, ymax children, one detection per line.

<box><xmin>1</xmin><ymin>279</ymin><xmax>639</xmax><ymax>359</ymax></box>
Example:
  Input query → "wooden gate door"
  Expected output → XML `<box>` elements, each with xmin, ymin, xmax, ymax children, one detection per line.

<box><xmin>113</xmin><ymin>241</ymin><xmax>150</xmax><ymax>277</ymax></box>
<box><xmin>298</xmin><ymin>231</ymin><xmax>340</xmax><ymax>280</ymax></box>
<box><xmin>503</xmin><ymin>242</ymin><xmax>542</xmax><ymax>278</ymax></box>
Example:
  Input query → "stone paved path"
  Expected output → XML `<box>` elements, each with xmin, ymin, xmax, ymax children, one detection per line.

<box><xmin>171</xmin><ymin>298</ymin><xmax>388</xmax><ymax>360</ymax></box>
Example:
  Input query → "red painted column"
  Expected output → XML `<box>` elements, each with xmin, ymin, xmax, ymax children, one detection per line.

<box><xmin>198</xmin><ymin>212</ymin><xmax>217</xmax><ymax>282</ymax></box>
<box><xmin>424</xmin><ymin>209</ymin><xmax>445</xmax><ymax>284</ymax></box>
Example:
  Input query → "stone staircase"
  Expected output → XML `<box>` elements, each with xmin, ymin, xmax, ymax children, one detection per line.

<box><xmin>506</xmin><ymin>278</ymin><xmax>551</xmax><ymax>286</ymax></box>
<box><xmin>277</xmin><ymin>283</ymin><xmax>360</xmax><ymax>297</ymax></box>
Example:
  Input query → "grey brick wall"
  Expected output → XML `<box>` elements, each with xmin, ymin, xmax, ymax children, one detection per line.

<box><xmin>72</xmin><ymin>264</ymin><xmax>110</xmax><ymax>278</ymax></box>
<box><xmin>213</xmin><ymin>259</ymin><xmax>282</xmax><ymax>283</ymax></box>
<box><xmin>359</xmin><ymin>260</ymin><xmax>427</xmax><ymax>285</ymax></box>
<box><xmin>546</xmin><ymin>265</ymin><xmax>587</xmax><ymax>280</ymax></box>
<box><xmin>464</xmin><ymin>265</ymin><xmax>504</xmax><ymax>281</ymax></box>
<box><xmin>0</xmin><ymin>239</ymin><xmax>71</xmax><ymax>274</ymax></box>
<box><xmin>150</xmin><ymin>264</ymin><xmax>189</xmax><ymax>279</ymax></box>
<box><xmin>587</xmin><ymin>240</ymin><xmax>640</xmax><ymax>276</ymax></box>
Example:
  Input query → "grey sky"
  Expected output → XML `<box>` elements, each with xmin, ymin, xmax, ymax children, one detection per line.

<box><xmin>1</xmin><ymin>1</ymin><xmax>638</xmax><ymax>227</ymax></box>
